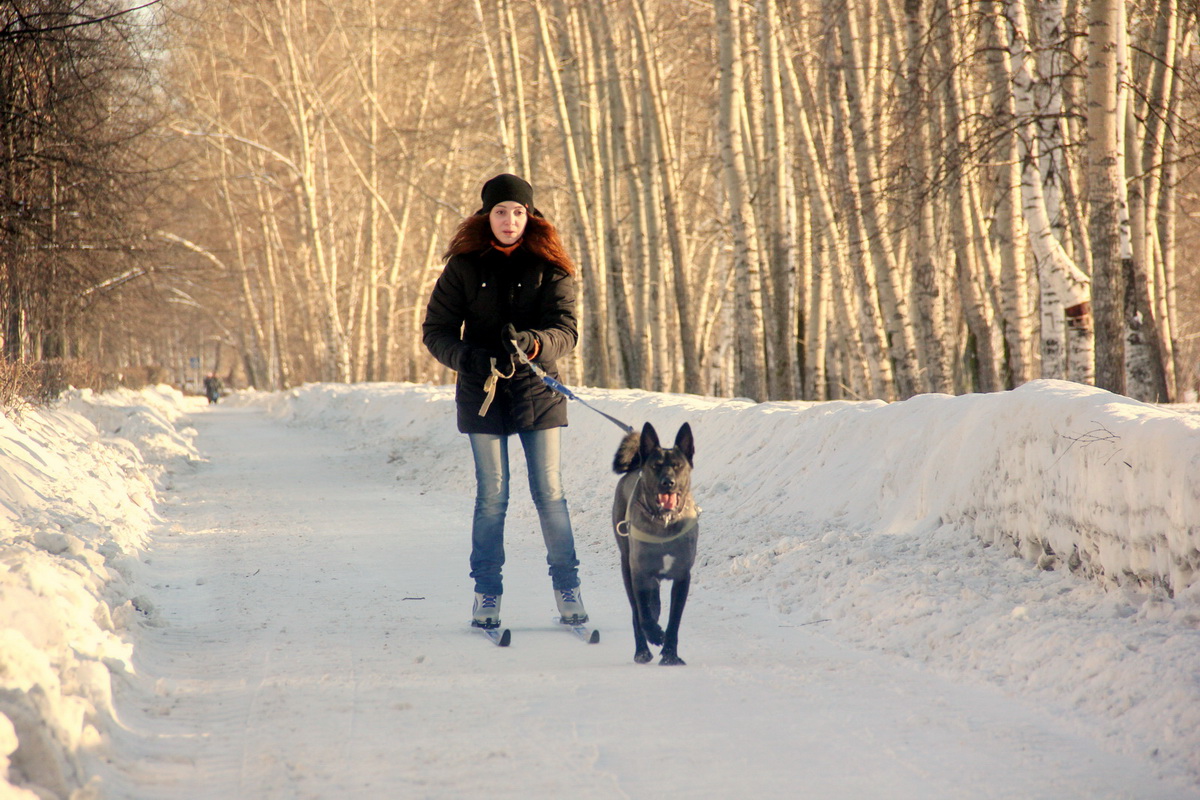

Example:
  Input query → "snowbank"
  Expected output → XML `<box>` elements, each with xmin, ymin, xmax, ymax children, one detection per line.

<box><xmin>241</xmin><ymin>378</ymin><xmax>1200</xmax><ymax>781</ymax></box>
<box><xmin>254</xmin><ymin>379</ymin><xmax>1200</xmax><ymax>599</ymax></box>
<box><xmin>2</xmin><ymin>379</ymin><xmax>1198</xmax><ymax>795</ymax></box>
<box><xmin>0</xmin><ymin>386</ymin><xmax>200</xmax><ymax>799</ymax></box>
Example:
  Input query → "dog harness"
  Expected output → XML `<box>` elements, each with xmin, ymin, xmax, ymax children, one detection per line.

<box><xmin>616</xmin><ymin>474</ymin><xmax>699</xmax><ymax>544</ymax></box>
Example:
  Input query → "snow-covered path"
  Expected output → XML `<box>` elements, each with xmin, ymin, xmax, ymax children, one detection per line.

<box><xmin>93</xmin><ymin>400</ymin><xmax>1194</xmax><ymax>800</ymax></box>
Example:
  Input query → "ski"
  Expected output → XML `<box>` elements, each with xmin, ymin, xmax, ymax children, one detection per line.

<box><xmin>557</xmin><ymin>619</ymin><xmax>600</xmax><ymax>644</ymax></box>
<box><xmin>477</xmin><ymin>626</ymin><xmax>511</xmax><ymax>647</ymax></box>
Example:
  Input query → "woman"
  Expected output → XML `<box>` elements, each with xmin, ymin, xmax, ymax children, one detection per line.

<box><xmin>422</xmin><ymin>174</ymin><xmax>587</xmax><ymax>631</ymax></box>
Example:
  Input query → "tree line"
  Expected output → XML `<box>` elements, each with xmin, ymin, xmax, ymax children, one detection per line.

<box><xmin>1</xmin><ymin>1</ymin><xmax>167</xmax><ymax>388</ymax></box>
<box><xmin>3</xmin><ymin>0</ymin><xmax>1199</xmax><ymax>404</ymax></box>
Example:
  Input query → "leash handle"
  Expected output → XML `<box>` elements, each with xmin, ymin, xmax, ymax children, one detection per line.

<box><xmin>478</xmin><ymin>356</ymin><xmax>516</xmax><ymax>417</ymax></box>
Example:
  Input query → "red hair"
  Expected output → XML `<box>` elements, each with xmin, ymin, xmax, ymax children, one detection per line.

<box><xmin>443</xmin><ymin>214</ymin><xmax>576</xmax><ymax>276</ymax></box>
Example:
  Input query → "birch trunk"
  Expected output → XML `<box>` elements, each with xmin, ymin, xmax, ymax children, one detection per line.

<box><xmin>1087</xmin><ymin>0</ymin><xmax>1125</xmax><ymax>393</ymax></box>
<box><xmin>205</xmin><ymin>75</ymin><xmax>271</xmax><ymax>389</ymax></box>
<box><xmin>1112</xmin><ymin>3</ymin><xmax>1168</xmax><ymax>401</ymax></box>
<box><xmin>938</xmin><ymin>38</ymin><xmax>1004</xmax><ymax>391</ymax></box>
<box><xmin>614</xmin><ymin>64</ymin><xmax>650</xmax><ymax>386</ymax></box>
<box><xmin>803</xmin><ymin>196</ymin><xmax>829</xmax><ymax>399</ymax></box>
<box><xmin>533</xmin><ymin>0</ymin><xmax>608</xmax><ymax>385</ymax></box>
<box><xmin>586</xmin><ymin>2</ymin><xmax>635</xmax><ymax>388</ymax></box>
<box><xmin>941</xmin><ymin>9</ymin><xmax>1007</xmax><ymax>393</ymax></box>
<box><xmin>826</xmin><ymin>0</ymin><xmax>894</xmax><ymax>400</ymax></box>
<box><xmin>1004</xmin><ymin>0</ymin><xmax>1092</xmax><ymax>382</ymax></box>
<box><xmin>255</xmin><ymin>178</ymin><xmax>288</xmax><ymax>388</ymax></box>
<box><xmin>365</xmin><ymin>0</ymin><xmax>380</xmax><ymax>381</ymax></box>
<box><xmin>575</xmin><ymin>3</ymin><xmax>623</xmax><ymax>386</ymax></box>
<box><xmin>758</xmin><ymin>0</ymin><xmax>799</xmax><ymax>399</ymax></box>
<box><xmin>716</xmin><ymin>0</ymin><xmax>768</xmax><ymax>401</ymax></box>
<box><xmin>838</xmin><ymin>0</ymin><xmax>920</xmax><ymax>399</ymax></box>
<box><xmin>500</xmin><ymin>0</ymin><xmax>531</xmax><ymax>178</ymax></box>
<box><xmin>472</xmin><ymin>0</ymin><xmax>515</xmax><ymax>170</ymax></box>
<box><xmin>1160</xmin><ymin>20</ymin><xmax>1190</xmax><ymax>398</ymax></box>
<box><xmin>632</xmin><ymin>0</ymin><xmax>701</xmax><ymax>394</ymax></box>
<box><xmin>274</xmin><ymin>1</ymin><xmax>350</xmax><ymax>382</ymax></box>
<box><xmin>1128</xmin><ymin>0</ymin><xmax>1180</xmax><ymax>399</ymax></box>
<box><xmin>903</xmin><ymin>0</ymin><xmax>953</xmax><ymax>394</ymax></box>
<box><xmin>778</xmin><ymin>16</ymin><xmax>842</xmax><ymax>400</ymax></box>
<box><xmin>985</xmin><ymin>0</ymin><xmax>1033</xmax><ymax>387</ymax></box>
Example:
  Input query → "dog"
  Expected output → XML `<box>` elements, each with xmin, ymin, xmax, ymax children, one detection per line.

<box><xmin>612</xmin><ymin>421</ymin><xmax>698</xmax><ymax>666</ymax></box>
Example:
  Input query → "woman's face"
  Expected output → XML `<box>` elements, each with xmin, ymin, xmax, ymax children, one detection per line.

<box><xmin>489</xmin><ymin>201</ymin><xmax>528</xmax><ymax>245</ymax></box>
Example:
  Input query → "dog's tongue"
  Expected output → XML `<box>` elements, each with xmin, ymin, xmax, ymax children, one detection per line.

<box><xmin>657</xmin><ymin>492</ymin><xmax>679</xmax><ymax>511</ymax></box>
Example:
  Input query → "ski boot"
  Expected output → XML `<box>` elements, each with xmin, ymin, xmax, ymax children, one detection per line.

<box><xmin>472</xmin><ymin>593</ymin><xmax>502</xmax><ymax>629</ymax></box>
<box><xmin>555</xmin><ymin>586</ymin><xmax>588</xmax><ymax>625</ymax></box>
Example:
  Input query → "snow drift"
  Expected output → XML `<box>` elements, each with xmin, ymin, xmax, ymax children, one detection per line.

<box><xmin>259</xmin><ymin>378</ymin><xmax>1200</xmax><ymax>600</ymax></box>
<box><xmin>0</xmin><ymin>379</ymin><xmax>1197</xmax><ymax>798</ymax></box>
<box><xmin>0</xmin><ymin>387</ymin><xmax>200</xmax><ymax>799</ymax></box>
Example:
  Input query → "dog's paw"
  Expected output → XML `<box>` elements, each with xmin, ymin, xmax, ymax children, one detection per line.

<box><xmin>643</xmin><ymin>623</ymin><xmax>664</xmax><ymax>646</ymax></box>
<box><xmin>634</xmin><ymin>649</ymin><xmax>653</xmax><ymax>664</ymax></box>
<box><xmin>659</xmin><ymin>652</ymin><xmax>686</xmax><ymax>666</ymax></box>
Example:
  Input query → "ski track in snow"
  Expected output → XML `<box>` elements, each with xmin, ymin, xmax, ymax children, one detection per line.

<box><xmin>88</xmin><ymin>395</ymin><xmax>1199</xmax><ymax>800</ymax></box>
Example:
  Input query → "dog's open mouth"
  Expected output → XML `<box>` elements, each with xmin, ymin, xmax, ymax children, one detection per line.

<box><xmin>656</xmin><ymin>492</ymin><xmax>681</xmax><ymax>512</ymax></box>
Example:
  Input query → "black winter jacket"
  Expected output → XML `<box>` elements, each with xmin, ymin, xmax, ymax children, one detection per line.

<box><xmin>422</xmin><ymin>245</ymin><xmax>578</xmax><ymax>435</ymax></box>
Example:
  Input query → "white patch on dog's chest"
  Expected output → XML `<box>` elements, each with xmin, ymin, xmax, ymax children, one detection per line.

<box><xmin>661</xmin><ymin>555</ymin><xmax>676</xmax><ymax>573</ymax></box>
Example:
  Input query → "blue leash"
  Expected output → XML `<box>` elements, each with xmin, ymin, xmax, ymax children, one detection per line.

<box><xmin>510</xmin><ymin>340</ymin><xmax>634</xmax><ymax>434</ymax></box>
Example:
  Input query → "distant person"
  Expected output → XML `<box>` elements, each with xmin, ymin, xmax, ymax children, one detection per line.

<box><xmin>203</xmin><ymin>373</ymin><xmax>222</xmax><ymax>404</ymax></box>
<box><xmin>422</xmin><ymin>173</ymin><xmax>587</xmax><ymax>632</ymax></box>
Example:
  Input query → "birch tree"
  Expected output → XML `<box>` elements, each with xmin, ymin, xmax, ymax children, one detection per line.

<box><xmin>984</xmin><ymin>0</ymin><xmax>1034</xmax><ymax>388</ymax></box>
<box><xmin>1003</xmin><ymin>0</ymin><xmax>1093</xmax><ymax>382</ymax></box>
<box><xmin>533</xmin><ymin>0</ymin><xmax>612</xmax><ymax>385</ymax></box>
<box><xmin>902</xmin><ymin>0</ymin><xmax>953</xmax><ymax>395</ymax></box>
<box><xmin>1125</xmin><ymin>0</ymin><xmax>1183</xmax><ymax>400</ymax></box>
<box><xmin>757</xmin><ymin>0</ymin><xmax>800</xmax><ymax>399</ymax></box>
<box><xmin>97</xmin><ymin>0</ymin><xmax>1199</xmax><ymax>405</ymax></box>
<box><xmin>1087</xmin><ymin>0</ymin><xmax>1125</xmax><ymax>393</ymax></box>
<box><xmin>715</xmin><ymin>0</ymin><xmax>770</xmax><ymax>401</ymax></box>
<box><xmin>838</xmin><ymin>0</ymin><xmax>920</xmax><ymax>399</ymax></box>
<box><xmin>824</xmin><ymin>0</ymin><xmax>894</xmax><ymax>400</ymax></box>
<box><xmin>632</xmin><ymin>0</ymin><xmax>702</xmax><ymax>394</ymax></box>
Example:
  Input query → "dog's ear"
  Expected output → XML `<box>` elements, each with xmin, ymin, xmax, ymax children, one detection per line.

<box><xmin>639</xmin><ymin>422</ymin><xmax>660</xmax><ymax>461</ymax></box>
<box><xmin>675</xmin><ymin>422</ymin><xmax>694</xmax><ymax>465</ymax></box>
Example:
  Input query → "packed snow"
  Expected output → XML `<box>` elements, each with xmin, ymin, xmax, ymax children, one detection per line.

<box><xmin>1</xmin><ymin>379</ymin><xmax>1198</xmax><ymax>798</ymax></box>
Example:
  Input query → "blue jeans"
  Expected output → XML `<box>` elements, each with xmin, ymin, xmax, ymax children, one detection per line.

<box><xmin>468</xmin><ymin>428</ymin><xmax>580</xmax><ymax>596</ymax></box>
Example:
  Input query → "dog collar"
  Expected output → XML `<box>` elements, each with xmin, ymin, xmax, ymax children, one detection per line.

<box><xmin>617</xmin><ymin>515</ymin><xmax>698</xmax><ymax>544</ymax></box>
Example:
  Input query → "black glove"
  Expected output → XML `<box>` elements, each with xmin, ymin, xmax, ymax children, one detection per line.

<box><xmin>501</xmin><ymin>323</ymin><xmax>536</xmax><ymax>357</ymax></box>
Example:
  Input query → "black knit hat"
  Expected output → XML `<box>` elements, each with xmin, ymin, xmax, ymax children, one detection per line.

<box><xmin>479</xmin><ymin>173</ymin><xmax>534</xmax><ymax>215</ymax></box>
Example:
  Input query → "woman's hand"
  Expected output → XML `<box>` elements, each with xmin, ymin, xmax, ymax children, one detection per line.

<box><xmin>501</xmin><ymin>323</ymin><xmax>536</xmax><ymax>357</ymax></box>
